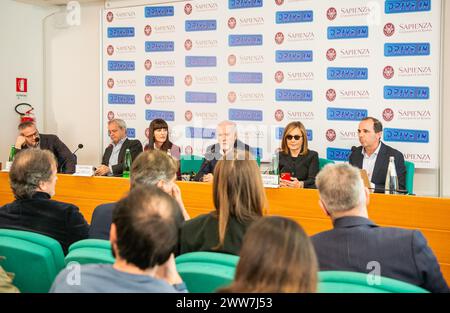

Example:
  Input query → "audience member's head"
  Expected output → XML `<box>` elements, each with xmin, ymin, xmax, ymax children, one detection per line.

<box><xmin>221</xmin><ymin>216</ymin><xmax>318</xmax><ymax>293</ymax></box>
<box><xmin>213</xmin><ymin>150</ymin><xmax>265</xmax><ymax>249</ymax></box>
<box><xmin>18</xmin><ymin>121</ymin><xmax>40</xmax><ymax>147</ymax></box>
<box><xmin>9</xmin><ymin>149</ymin><xmax>57</xmax><ymax>199</ymax></box>
<box><xmin>130</xmin><ymin>150</ymin><xmax>178</xmax><ymax>193</ymax></box>
<box><xmin>108</xmin><ymin>119</ymin><xmax>127</xmax><ymax>144</ymax></box>
<box><xmin>316</xmin><ymin>163</ymin><xmax>369</xmax><ymax>220</ymax></box>
<box><xmin>281</xmin><ymin>121</ymin><xmax>309</xmax><ymax>156</ymax></box>
<box><xmin>358</xmin><ymin>116</ymin><xmax>383</xmax><ymax>151</ymax></box>
<box><xmin>147</xmin><ymin>118</ymin><xmax>173</xmax><ymax>151</ymax></box>
<box><xmin>111</xmin><ymin>186</ymin><xmax>183</xmax><ymax>270</ymax></box>
<box><xmin>216</xmin><ymin>120</ymin><xmax>237</xmax><ymax>153</ymax></box>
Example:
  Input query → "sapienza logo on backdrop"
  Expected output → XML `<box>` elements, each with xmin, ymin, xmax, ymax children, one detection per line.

<box><xmin>284</xmin><ymin>110</ymin><xmax>315</xmax><ymax>121</ymax></box>
<box><xmin>228</xmin><ymin>0</ymin><xmax>263</xmax><ymax>10</ymax></box>
<box><xmin>275</xmin><ymin>50</ymin><xmax>313</xmax><ymax>62</ymax></box>
<box><xmin>384</xmin><ymin>128</ymin><xmax>429</xmax><ymax>143</ymax></box>
<box><xmin>286</xmin><ymin>31</ymin><xmax>315</xmax><ymax>42</ymax></box>
<box><xmin>329</xmin><ymin>129</ymin><xmax>359</xmax><ymax>141</ymax></box>
<box><xmin>275</xmin><ymin>70</ymin><xmax>314</xmax><ymax>82</ymax></box>
<box><xmin>325</xmin><ymin>129</ymin><xmax>336</xmax><ymax>142</ymax></box>
<box><xmin>327</xmin><ymin>108</ymin><xmax>368</xmax><ymax>121</ymax></box>
<box><xmin>238</xmin><ymin>92</ymin><xmax>265</xmax><ymax>102</ymax></box>
<box><xmin>404</xmin><ymin>153</ymin><xmax>431</xmax><ymax>163</ymax></box>
<box><xmin>108</xmin><ymin>94</ymin><xmax>135</xmax><ymax>105</ymax></box>
<box><xmin>340</xmin><ymin>47</ymin><xmax>370</xmax><ymax>59</ymax></box>
<box><xmin>185</xmin><ymin>91</ymin><xmax>217</xmax><ymax>103</ymax></box>
<box><xmin>383</xmin><ymin>86</ymin><xmax>429</xmax><ymax>100</ymax></box>
<box><xmin>152</xmin><ymin>24</ymin><xmax>176</xmax><ymax>34</ymax></box>
<box><xmin>189</xmin><ymin>39</ymin><xmax>219</xmax><ymax>49</ymax></box>
<box><xmin>114</xmin><ymin>44</ymin><xmax>136</xmax><ymax>54</ymax></box>
<box><xmin>398</xmin><ymin>22</ymin><xmax>433</xmax><ymax>33</ymax></box>
<box><xmin>229</xmin><ymin>108</ymin><xmax>263</xmax><ymax>121</ymax></box>
<box><xmin>276</xmin><ymin>127</ymin><xmax>313</xmax><ymax>141</ymax></box>
<box><xmin>327</xmin><ymin>67</ymin><xmax>368</xmax><ymax>80</ymax></box>
<box><xmin>327</xmin><ymin>148</ymin><xmax>352</xmax><ymax>162</ymax></box>
<box><xmin>229</xmin><ymin>16</ymin><xmax>265</xmax><ymax>28</ymax></box>
<box><xmin>229</xmin><ymin>35</ymin><xmax>263</xmax><ymax>47</ymax></box>
<box><xmin>326</xmin><ymin>7</ymin><xmax>337</xmax><ymax>20</ymax></box>
<box><xmin>398</xmin><ymin>65</ymin><xmax>432</xmax><ymax>77</ymax></box>
<box><xmin>385</xmin><ymin>0</ymin><xmax>431</xmax><ymax>14</ymax></box>
<box><xmin>229</xmin><ymin>72</ymin><xmax>263</xmax><ymax>84</ymax></box>
<box><xmin>144</xmin><ymin>6</ymin><xmax>174</xmax><ymax>18</ymax></box>
<box><xmin>145</xmin><ymin>110</ymin><xmax>175</xmax><ymax>121</ymax></box>
<box><xmin>189</xmin><ymin>74</ymin><xmax>218</xmax><ymax>85</ymax></box>
<box><xmin>338</xmin><ymin>5</ymin><xmax>372</xmax><ymax>17</ymax></box>
<box><xmin>185</xmin><ymin>20</ymin><xmax>217</xmax><ymax>32</ymax></box>
<box><xmin>185</xmin><ymin>127</ymin><xmax>216</xmax><ymax>139</ymax></box>
<box><xmin>145</xmin><ymin>76</ymin><xmax>174</xmax><ymax>87</ymax></box>
<box><xmin>185</xmin><ymin>56</ymin><xmax>217</xmax><ymax>67</ymax></box>
<box><xmin>154</xmin><ymin>59</ymin><xmax>176</xmax><ymax>69</ymax></box>
<box><xmin>339</xmin><ymin>89</ymin><xmax>370</xmax><ymax>99</ymax></box>
<box><xmin>383</xmin><ymin>108</ymin><xmax>432</xmax><ymax>121</ymax></box>
<box><xmin>145</xmin><ymin>41</ymin><xmax>174</xmax><ymax>52</ymax></box>
<box><xmin>152</xmin><ymin>94</ymin><xmax>176</xmax><ymax>104</ymax></box>
<box><xmin>188</xmin><ymin>111</ymin><xmax>219</xmax><ymax>121</ymax></box>
<box><xmin>327</xmin><ymin>26</ymin><xmax>369</xmax><ymax>40</ymax></box>
<box><xmin>107</xmin><ymin>27</ymin><xmax>135</xmax><ymax>38</ymax></box>
<box><xmin>236</xmin><ymin>54</ymin><xmax>265</xmax><ymax>65</ymax></box>
<box><xmin>107</xmin><ymin>78</ymin><xmax>137</xmax><ymax>88</ymax></box>
<box><xmin>108</xmin><ymin>61</ymin><xmax>135</xmax><ymax>72</ymax></box>
<box><xmin>276</xmin><ymin>89</ymin><xmax>313</xmax><ymax>102</ymax></box>
<box><xmin>383</xmin><ymin>66</ymin><xmax>395</xmax><ymax>79</ymax></box>
<box><xmin>276</xmin><ymin>10</ymin><xmax>313</xmax><ymax>24</ymax></box>
<box><xmin>384</xmin><ymin>43</ymin><xmax>430</xmax><ymax>57</ymax></box>
<box><xmin>114</xmin><ymin>10</ymin><xmax>136</xmax><ymax>20</ymax></box>
<box><xmin>326</xmin><ymin>89</ymin><xmax>336</xmax><ymax>102</ymax></box>
<box><xmin>107</xmin><ymin>111</ymin><xmax>137</xmax><ymax>121</ymax></box>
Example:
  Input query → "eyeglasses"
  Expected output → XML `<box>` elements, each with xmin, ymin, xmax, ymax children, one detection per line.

<box><xmin>286</xmin><ymin>135</ymin><xmax>303</xmax><ymax>141</ymax></box>
<box><xmin>23</xmin><ymin>131</ymin><xmax>39</xmax><ymax>139</ymax></box>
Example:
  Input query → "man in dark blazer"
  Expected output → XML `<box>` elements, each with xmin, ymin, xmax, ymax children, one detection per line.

<box><xmin>0</xmin><ymin>149</ymin><xmax>89</xmax><ymax>255</ymax></box>
<box><xmin>311</xmin><ymin>163</ymin><xmax>448</xmax><ymax>293</ymax></box>
<box><xmin>95</xmin><ymin>119</ymin><xmax>143</xmax><ymax>177</ymax></box>
<box><xmin>194</xmin><ymin>120</ymin><xmax>251</xmax><ymax>182</ymax></box>
<box><xmin>14</xmin><ymin>121</ymin><xmax>76</xmax><ymax>174</ymax></box>
<box><xmin>349</xmin><ymin>117</ymin><xmax>406</xmax><ymax>193</ymax></box>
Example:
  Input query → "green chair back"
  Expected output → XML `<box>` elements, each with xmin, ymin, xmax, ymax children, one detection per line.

<box><xmin>318</xmin><ymin>271</ymin><xmax>429</xmax><ymax>293</ymax></box>
<box><xmin>404</xmin><ymin>161</ymin><xmax>415</xmax><ymax>195</ymax></box>
<box><xmin>0</xmin><ymin>229</ymin><xmax>65</xmax><ymax>293</ymax></box>
<box><xmin>65</xmin><ymin>239</ymin><xmax>114</xmax><ymax>265</ymax></box>
<box><xmin>176</xmin><ymin>252</ymin><xmax>239</xmax><ymax>293</ymax></box>
<box><xmin>319</xmin><ymin>158</ymin><xmax>335</xmax><ymax>170</ymax></box>
<box><xmin>180</xmin><ymin>154</ymin><xmax>205</xmax><ymax>174</ymax></box>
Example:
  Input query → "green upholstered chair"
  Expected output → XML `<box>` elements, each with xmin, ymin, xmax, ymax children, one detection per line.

<box><xmin>180</xmin><ymin>154</ymin><xmax>205</xmax><ymax>174</ymax></box>
<box><xmin>319</xmin><ymin>158</ymin><xmax>335</xmax><ymax>170</ymax></box>
<box><xmin>318</xmin><ymin>271</ymin><xmax>429</xmax><ymax>293</ymax></box>
<box><xmin>175</xmin><ymin>252</ymin><xmax>239</xmax><ymax>293</ymax></box>
<box><xmin>65</xmin><ymin>239</ymin><xmax>114</xmax><ymax>265</ymax></box>
<box><xmin>404</xmin><ymin>161</ymin><xmax>415</xmax><ymax>195</ymax></box>
<box><xmin>0</xmin><ymin>229</ymin><xmax>65</xmax><ymax>293</ymax></box>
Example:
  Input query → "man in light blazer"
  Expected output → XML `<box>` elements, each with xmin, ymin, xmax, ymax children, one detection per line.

<box><xmin>349</xmin><ymin>117</ymin><xmax>406</xmax><ymax>193</ymax></box>
<box><xmin>95</xmin><ymin>119</ymin><xmax>142</xmax><ymax>177</ymax></box>
<box><xmin>311</xmin><ymin>163</ymin><xmax>448</xmax><ymax>293</ymax></box>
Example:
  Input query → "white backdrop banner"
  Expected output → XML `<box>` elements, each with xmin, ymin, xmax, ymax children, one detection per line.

<box><xmin>102</xmin><ymin>0</ymin><xmax>441</xmax><ymax>168</ymax></box>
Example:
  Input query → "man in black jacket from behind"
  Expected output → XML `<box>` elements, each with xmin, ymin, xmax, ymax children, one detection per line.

<box><xmin>14</xmin><ymin>121</ymin><xmax>76</xmax><ymax>174</ymax></box>
<box><xmin>0</xmin><ymin>149</ymin><xmax>89</xmax><ymax>254</ymax></box>
<box><xmin>311</xmin><ymin>163</ymin><xmax>448</xmax><ymax>293</ymax></box>
<box><xmin>95</xmin><ymin>118</ymin><xmax>143</xmax><ymax>177</ymax></box>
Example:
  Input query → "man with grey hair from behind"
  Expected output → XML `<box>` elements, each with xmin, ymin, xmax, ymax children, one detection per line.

<box><xmin>89</xmin><ymin>150</ymin><xmax>190</xmax><ymax>240</ymax></box>
<box><xmin>311</xmin><ymin>163</ymin><xmax>448</xmax><ymax>293</ymax></box>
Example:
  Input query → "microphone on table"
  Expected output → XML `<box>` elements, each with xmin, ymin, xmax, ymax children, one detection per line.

<box><xmin>59</xmin><ymin>144</ymin><xmax>83</xmax><ymax>173</ymax></box>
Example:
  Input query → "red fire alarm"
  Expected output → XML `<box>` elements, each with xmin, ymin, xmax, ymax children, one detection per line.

<box><xmin>16</xmin><ymin>78</ymin><xmax>28</xmax><ymax>93</ymax></box>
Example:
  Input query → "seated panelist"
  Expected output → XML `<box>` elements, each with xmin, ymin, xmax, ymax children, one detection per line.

<box><xmin>278</xmin><ymin>121</ymin><xmax>319</xmax><ymax>189</ymax></box>
<box><xmin>95</xmin><ymin>119</ymin><xmax>143</xmax><ymax>177</ymax></box>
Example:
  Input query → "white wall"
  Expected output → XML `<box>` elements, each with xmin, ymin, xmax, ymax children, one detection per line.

<box><xmin>3</xmin><ymin>0</ymin><xmax>450</xmax><ymax>196</ymax></box>
<box><xmin>0</xmin><ymin>0</ymin><xmax>53</xmax><ymax>165</ymax></box>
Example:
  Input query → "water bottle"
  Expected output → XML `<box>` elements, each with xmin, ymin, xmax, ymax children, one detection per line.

<box><xmin>123</xmin><ymin>148</ymin><xmax>132</xmax><ymax>178</ymax></box>
<box><xmin>8</xmin><ymin>145</ymin><xmax>16</xmax><ymax>162</ymax></box>
<box><xmin>385</xmin><ymin>156</ymin><xmax>398</xmax><ymax>194</ymax></box>
<box><xmin>256</xmin><ymin>149</ymin><xmax>261</xmax><ymax>168</ymax></box>
<box><xmin>272</xmin><ymin>152</ymin><xmax>279</xmax><ymax>175</ymax></box>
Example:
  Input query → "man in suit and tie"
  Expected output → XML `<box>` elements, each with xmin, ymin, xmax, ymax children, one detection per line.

<box><xmin>14</xmin><ymin>121</ymin><xmax>76</xmax><ymax>174</ymax></box>
<box><xmin>95</xmin><ymin>119</ymin><xmax>142</xmax><ymax>177</ymax></box>
<box><xmin>349</xmin><ymin>116</ymin><xmax>406</xmax><ymax>193</ymax></box>
<box><xmin>194</xmin><ymin>120</ymin><xmax>251</xmax><ymax>182</ymax></box>
<box><xmin>311</xmin><ymin>163</ymin><xmax>448</xmax><ymax>293</ymax></box>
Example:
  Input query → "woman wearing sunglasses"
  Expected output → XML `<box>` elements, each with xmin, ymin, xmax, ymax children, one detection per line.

<box><xmin>278</xmin><ymin>121</ymin><xmax>319</xmax><ymax>188</ymax></box>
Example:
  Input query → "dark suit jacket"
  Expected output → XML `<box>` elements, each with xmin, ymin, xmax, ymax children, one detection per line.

<box><xmin>88</xmin><ymin>202</ymin><xmax>116</xmax><ymax>240</ymax></box>
<box><xmin>311</xmin><ymin>216</ymin><xmax>449</xmax><ymax>293</ymax></box>
<box><xmin>278</xmin><ymin>150</ymin><xmax>319</xmax><ymax>189</ymax></box>
<box><xmin>101</xmin><ymin>139</ymin><xmax>143</xmax><ymax>176</ymax></box>
<box><xmin>193</xmin><ymin>139</ymin><xmax>251</xmax><ymax>181</ymax></box>
<box><xmin>0</xmin><ymin>192</ymin><xmax>89</xmax><ymax>255</ymax></box>
<box><xmin>349</xmin><ymin>142</ymin><xmax>406</xmax><ymax>193</ymax></box>
<box><xmin>19</xmin><ymin>134</ymin><xmax>76</xmax><ymax>174</ymax></box>
<box><xmin>179</xmin><ymin>212</ymin><xmax>256</xmax><ymax>256</ymax></box>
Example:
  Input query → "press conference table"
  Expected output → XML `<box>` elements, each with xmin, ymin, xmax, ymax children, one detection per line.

<box><xmin>1</xmin><ymin>172</ymin><xmax>450</xmax><ymax>285</ymax></box>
